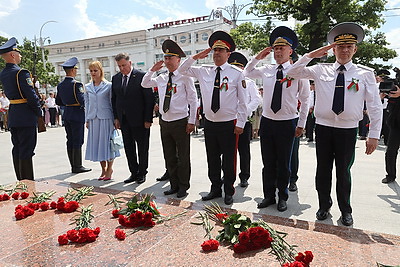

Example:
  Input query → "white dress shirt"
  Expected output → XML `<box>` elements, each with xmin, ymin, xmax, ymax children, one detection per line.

<box><xmin>179</xmin><ymin>57</ymin><xmax>247</xmax><ymax>128</ymax></box>
<box><xmin>45</xmin><ymin>96</ymin><xmax>57</xmax><ymax>108</ymax></box>
<box><xmin>245</xmin><ymin>78</ymin><xmax>262</xmax><ymax>118</ymax></box>
<box><xmin>141</xmin><ymin>69</ymin><xmax>198</xmax><ymax>124</ymax></box>
<box><xmin>244</xmin><ymin>59</ymin><xmax>310</xmax><ymax>128</ymax></box>
<box><xmin>287</xmin><ymin>55</ymin><xmax>383</xmax><ymax>139</ymax></box>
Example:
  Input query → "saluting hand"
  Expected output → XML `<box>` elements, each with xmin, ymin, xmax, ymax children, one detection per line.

<box><xmin>193</xmin><ymin>48</ymin><xmax>212</xmax><ymax>60</ymax></box>
<box><xmin>255</xmin><ymin>47</ymin><xmax>272</xmax><ymax>60</ymax></box>
<box><xmin>308</xmin><ymin>43</ymin><xmax>336</xmax><ymax>59</ymax></box>
<box><xmin>365</xmin><ymin>138</ymin><xmax>378</xmax><ymax>155</ymax></box>
<box><xmin>151</xmin><ymin>61</ymin><xmax>164</xmax><ymax>72</ymax></box>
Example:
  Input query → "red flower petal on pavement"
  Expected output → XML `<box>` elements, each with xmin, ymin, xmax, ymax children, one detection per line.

<box><xmin>20</xmin><ymin>192</ymin><xmax>29</xmax><ymax>199</ymax></box>
<box><xmin>11</xmin><ymin>192</ymin><xmax>20</xmax><ymax>200</ymax></box>
<box><xmin>58</xmin><ymin>234</ymin><xmax>69</xmax><ymax>245</ymax></box>
<box><xmin>115</xmin><ymin>229</ymin><xmax>126</xmax><ymax>240</ymax></box>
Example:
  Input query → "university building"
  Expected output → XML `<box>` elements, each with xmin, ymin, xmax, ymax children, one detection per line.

<box><xmin>46</xmin><ymin>11</ymin><xmax>238</xmax><ymax>87</ymax></box>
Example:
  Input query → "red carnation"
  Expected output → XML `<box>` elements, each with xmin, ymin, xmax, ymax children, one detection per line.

<box><xmin>67</xmin><ymin>229</ymin><xmax>79</xmax><ymax>243</ymax></box>
<box><xmin>115</xmin><ymin>229</ymin><xmax>126</xmax><ymax>240</ymax></box>
<box><xmin>215</xmin><ymin>213</ymin><xmax>228</xmax><ymax>222</ymax></box>
<box><xmin>86</xmin><ymin>230</ymin><xmax>97</xmax><ymax>242</ymax></box>
<box><xmin>118</xmin><ymin>215</ymin><xmax>128</xmax><ymax>226</ymax></box>
<box><xmin>304</xmin><ymin>251</ymin><xmax>313</xmax><ymax>263</ymax></box>
<box><xmin>144</xmin><ymin>211</ymin><xmax>153</xmax><ymax>220</ymax></box>
<box><xmin>58</xmin><ymin>234</ymin><xmax>69</xmax><ymax>245</ymax></box>
<box><xmin>40</xmin><ymin>202</ymin><xmax>50</xmax><ymax>211</ymax></box>
<box><xmin>56</xmin><ymin>201</ymin><xmax>65</xmax><ymax>211</ymax></box>
<box><xmin>15</xmin><ymin>210</ymin><xmax>26</xmax><ymax>220</ymax></box>
<box><xmin>20</xmin><ymin>192</ymin><xmax>29</xmax><ymax>199</ymax></box>
<box><xmin>2</xmin><ymin>193</ymin><xmax>10</xmax><ymax>200</ymax></box>
<box><xmin>0</xmin><ymin>194</ymin><xmax>3</xmax><ymax>201</ymax></box>
<box><xmin>143</xmin><ymin>220</ymin><xmax>156</xmax><ymax>227</ymax></box>
<box><xmin>63</xmin><ymin>201</ymin><xmax>79</xmax><ymax>213</ymax></box>
<box><xmin>112</xmin><ymin>209</ymin><xmax>120</xmax><ymax>218</ymax></box>
<box><xmin>57</xmin><ymin>197</ymin><xmax>65</xmax><ymax>203</ymax></box>
<box><xmin>15</xmin><ymin>205</ymin><xmax>23</xmax><ymax>211</ymax></box>
<box><xmin>93</xmin><ymin>227</ymin><xmax>100</xmax><ymax>236</ymax></box>
<box><xmin>201</xmin><ymin>239</ymin><xmax>220</xmax><ymax>252</ymax></box>
<box><xmin>12</xmin><ymin>192</ymin><xmax>20</xmax><ymax>200</ymax></box>
<box><xmin>50</xmin><ymin>201</ymin><xmax>57</xmax><ymax>209</ymax></box>
<box><xmin>23</xmin><ymin>206</ymin><xmax>35</xmax><ymax>217</ymax></box>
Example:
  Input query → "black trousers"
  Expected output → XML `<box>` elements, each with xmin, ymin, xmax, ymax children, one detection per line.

<box><xmin>315</xmin><ymin>124</ymin><xmax>357</xmax><ymax>213</ymax></box>
<box><xmin>121</xmin><ymin>116</ymin><xmax>150</xmax><ymax>176</ymax></box>
<box><xmin>160</xmin><ymin>117</ymin><xmax>191</xmax><ymax>191</ymax></box>
<box><xmin>204</xmin><ymin>119</ymin><xmax>236</xmax><ymax>196</ymax></box>
<box><xmin>10</xmin><ymin>126</ymin><xmax>37</xmax><ymax>160</ymax></box>
<box><xmin>48</xmin><ymin>107</ymin><xmax>57</xmax><ymax>126</ymax></box>
<box><xmin>259</xmin><ymin>117</ymin><xmax>296</xmax><ymax>201</ymax></box>
<box><xmin>305</xmin><ymin>113</ymin><xmax>315</xmax><ymax>140</ymax></box>
<box><xmin>385</xmin><ymin>126</ymin><xmax>400</xmax><ymax>179</ymax></box>
<box><xmin>64</xmin><ymin>120</ymin><xmax>84</xmax><ymax>149</ymax></box>
<box><xmin>290</xmin><ymin>136</ymin><xmax>300</xmax><ymax>183</ymax></box>
<box><xmin>238</xmin><ymin>121</ymin><xmax>252</xmax><ymax>181</ymax></box>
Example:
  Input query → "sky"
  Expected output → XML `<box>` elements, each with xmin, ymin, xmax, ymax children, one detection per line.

<box><xmin>0</xmin><ymin>0</ymin><xmax>399</xmax><ymax>69</ymax></box>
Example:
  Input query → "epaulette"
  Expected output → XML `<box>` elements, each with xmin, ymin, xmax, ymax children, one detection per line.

<box><xmin>230</xmin><ymin>64</ymin><xmax>243</xmax><ymax>72</ymax></box>
<box><xmin>357</xmin><ymin>64</ymin><xmax>374</xmax><ymax>72</ymax></box>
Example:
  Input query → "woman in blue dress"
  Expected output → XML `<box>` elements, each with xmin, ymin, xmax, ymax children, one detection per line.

<box><xmin>85</xmin><ymin>61</ymin><xmax>120</xmax><ymax>180</ymax></box>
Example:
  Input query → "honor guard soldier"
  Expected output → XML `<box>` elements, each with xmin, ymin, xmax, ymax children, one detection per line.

<box><xmin>228</xmin><ymin>52</ymin><xmax>262</xmax><ymax>188</ymax></box>
<box><xmin>179</xmin><ymin>31</ymin><xmax>247</xmax><ymax>205</ymax></box>
<box><xmin>0</xmin><ymin>37</ymin><xmax>42</xmax><ymax>180</ymax></box>
<box><xmin>56</xmin><ymin>57</ymin><xmax>91</xmax><ymax>173</ymax></box>
<box><xmin>244</xmin><ymin>26</ymin><xmax>310</xmax><ymax>212</ymax></box>
<box><xmin>141</xmin><ymin>39</ymin><xmax>198</xmax><ymax>198</ymax></box>
<box><xmin>288</xmin><ymin>22</ymin><xmax>383</xmax><ymax>226</ymax></box>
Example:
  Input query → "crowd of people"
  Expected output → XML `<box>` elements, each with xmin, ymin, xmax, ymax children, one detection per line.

<box><xmin>1</xmin><ymin>21</ymin><xmax>399</xmax><ymax>227</ymax></box>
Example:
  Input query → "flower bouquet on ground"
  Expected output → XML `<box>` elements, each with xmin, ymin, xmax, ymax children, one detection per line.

<box><xmin>198</xmin><ymin>202</ymin><xmax>314</xmax><ymax>266</ymax></box>
<box><xmin>58</xmin><ymin>204</ymin><xmax>100</xmax><ymax>245</ymax></box>
<box><xmin>14</xmin><ymin>190</ymin><xmax>56</xmax><ymax>220</ymax></box>
<box><xmin>51</xmin><ymin>186</ymin><xmax>95</xmax><ymax>213</ymax></box>
<box><xmin>106</xmin><ymin>194</ymin><xmax>187</xmax><ymax>240</ymax></box>
<box><xmin>0</xmin><ymin>182</ymin><xmax>29</xmax><ymax>202</ymax></box>
<box><xmin>191</xmin><ymin>212</ymin><xmax>220</xmax><ymax>252</ymax></box>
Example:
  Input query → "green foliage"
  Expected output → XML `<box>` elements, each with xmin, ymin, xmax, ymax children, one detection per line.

<box><xmin>0</xmin><ymin>36</ymin><xmax>59</xmax><ymax>88</ymax></box>
<box><xmin>119</xmin><ymin>194</ymin><xmax>160</xmax><ymax>216</ymax></box>
<box><xmin>230</xmin><ymin>21</ymin><xmax>273</xmax><ymax>55</ymax></box>
<box><xmin>216</xmin><ymin>213</ymin><xmax>253</xmax><ymax>244</ymax></box>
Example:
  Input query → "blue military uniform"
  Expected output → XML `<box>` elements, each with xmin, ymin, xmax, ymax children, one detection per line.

<box><xmin>0</xmin><ymin>37</ymin><xmax>41</xmax><ymax>180</ymax></box>
<box><xmin>56</xmin><ymin>57</ymin><xmax>91</xmax><ymax>173</ymax></box>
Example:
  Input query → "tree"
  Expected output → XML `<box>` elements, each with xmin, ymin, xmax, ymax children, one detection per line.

<box><xmin>0</xmin><ymin>37</ymin><xmax>59</xmax><ymax>89</ymax></box>
<box><xmin>230</xmin><ymin>21</ymin><xmax>273</xmax><ymax>55</ymax></box>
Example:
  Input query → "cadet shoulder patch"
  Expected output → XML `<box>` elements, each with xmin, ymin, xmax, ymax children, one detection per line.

<box><xmin>78</xmin><ymin>85</ymin><xmax>85</xmax><ymax>93</ymax></box>
<box><xmin>242</xmin><ymin>80</ymin><xmax>246</xmax><ymax>88</ymax></box>
<box><xmin>26</xmin><ymin>77</ymin><xmax>34</xmax><ymax>87</ymax></box>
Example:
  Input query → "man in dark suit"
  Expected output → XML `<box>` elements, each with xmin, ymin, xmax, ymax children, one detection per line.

<box><xmin>56</xmin><ymin>57</ymin><xmax>91</xmax><ymax>174</ymax></box>
<box><xmin>112</xmin><ymin>53</ymin><xmax>154</xmax><ymax>184</ymax></box>
<box><xmin>0</xmin><ymin>37</ymin><xmax>42</xmax><ymax>180</ymax></box>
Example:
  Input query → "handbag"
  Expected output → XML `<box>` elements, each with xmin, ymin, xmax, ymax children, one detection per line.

<box><xmin>110</xmin><ymin>129</ymin><xmax>124</xmax><ymax>152</ymax></box>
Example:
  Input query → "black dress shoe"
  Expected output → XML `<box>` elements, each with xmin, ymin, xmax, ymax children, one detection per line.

<box><xmin>177</xmin><ymin>190</ymin><xmax>188</xmax><ymax>198</ymax></box>
<box><xmin>124</xmin><ymin>175</ymin><xmax>137</xmax><ymax>183</ymax></box>
<box><xmin>382</xmin><ymin>177</ymin><xmax>395</xmax><ymax>184</ymax></box>
<box><xmin>316</xmin><ymin>209</ymin><xmax>330</xmax><ymax>220</ymax></box>
<box><xmin>341</xmin><ymin>213</ymin><xmax>353</xmax><ymax>226</ymax></box>
<box><xmin>201</xmin><ymin>191</ymin><xmax>222</xmax><ymax>201</ymax></box>
<box><xmin>163</xmin><ymin>188</ymin><xmax>178</xmax><ymax>195</ymax></box>
<box><xmin>277</xmin><ymin>199</ymin><xmax>287</xmax><ymax>212</ymax></box>
<box><xmin>136</xmin><ymin>175</ymin><xmax>146</xmax><ymax>184</ymax></box>
<box><xmin>257</xmin><ymin>197</ymin><xmax>276</xmax><ymax>209</ymax></box>
<box><xmin>156</xmin><ymin>171</ymin><xmax>170</xmax><ymax>181</ymax></box>
<box><xmin>224</xmin><ymin>195</ymin><xmax>233</xmax><ymax>205</ymax></box>
<box><xmin>239</xmin><ymin>179</ymin><xmax>249</xmax><ymax>187</ymax></box>
<box><xmin>288</xmin><ymin>182</ymin><xmax>298</xmax><ymax>192</ymax></box>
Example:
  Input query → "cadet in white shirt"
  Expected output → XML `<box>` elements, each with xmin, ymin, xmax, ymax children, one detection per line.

<box><xmin>228</xmin><ymin>52</ymin><xmax>262</xmax><ymax>188</ymax></box>
<box><xmin>244</xmin><ymin>26</ymin><xmax>310</xmax><ymax>212</ymax></box>
<box><xmin>287</xmin><ymin>22</ymin><xmax>382</xmax><ymax>226</ymax></box>
<box><xmin>142</xmin><ymin>40</ymin><xmax>198</xmax><ymax>198</ymax></box>
<box><xmin>179</xmin><ymin>31</ymin><xmax>247</xmax><ymax>205</ymax></box>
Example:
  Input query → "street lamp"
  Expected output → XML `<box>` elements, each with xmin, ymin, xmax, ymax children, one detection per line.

<box><xmin>217</xmin><ymin>0</ymin><xmax>251</xmax><ymax>28</ymax></box>
<box><xmin>39</xmin><ymin>20</ymin><xmax>57</xmax><ymax>70</ymax></box>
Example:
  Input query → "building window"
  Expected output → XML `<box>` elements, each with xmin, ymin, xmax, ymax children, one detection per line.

<box><xmin>104</xmin><ymin>72</ymin><xmax>111</xmax><ymax>81</ymax></box>
<box><xmin>154</xmin><ymin>38</ymin><xmax>157</xmax><ymax>47</ymax></box>
<box><xmin>70</xmin><ymin>47</ymin><xmax>75</xmax><ymax>52</ymax></box>
<box><xmin>84</xmin><ymin>45</ymin><xmax>90</xmax><ymax>50</ymax></box>
<box><xmin>201</xmin><ymin>32</ymin><xmax>209</xmax><ymax>41</ymax></box>
<box><xmin>98</xmin><ymin>43</ymin><xmax>105</xmax><ymax>47</ymax></box>
<box><xmin>155</xmin><ymin>53</ymin><xmax>163</xmax><ymax>61</ymax></box>
<box><xmin>184</xmin><ymin>51</ymin><xmax>192</xmax><ymax>56</ymax></box>
<box><xmin>99</xmin><ymin>58</ymin><xmax>109</xmax><ymax>67</ymax></box>
<box><xmin>188</xmin><ymin>33</ymin><xmax>191</xmax><ymax>43</ymax></box>
<box><xmin>159</xmin><ymin>38</ymin><xmax>165</xmax><ymax>46</ymax></box>
<box><xmin>195</xmin><ymin>33</ymin><xmax>199</xmax><ymax>43</ymax></box>
<box><xmin>114</xmin><ymin>40</ymin><xmax>121</xmax><ymax>45</ymax></box>
<box><xmin>57</xmin><ymin>49</ymin><xmax>62</xmax><ymax>54</ymax></box>
<box><xmin>132</xmin><ymin>38</ymin><xmax>138</xmax><ymax>43</ymax></box>
<box><xmin>180</xmin><ymin>35</ymin><xmax>186</xmax><ymax>44</ymax></box>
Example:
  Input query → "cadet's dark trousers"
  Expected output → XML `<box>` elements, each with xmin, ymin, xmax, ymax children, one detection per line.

<box><xmin>305</xmin><ymin>113</ymin><xmax>315</xmax><ymax>140</ymax></box>
<box><xmin>259</xmin><ymin>117</ymin><xmax>296</xmax><ymax>201</ymax></box>
<box><xmin>48</xmin><ymin>107</ymin><xmax>57</xmax><ymax>126</ymax></box>
<box><xmin>160</xmin><ymin>117</ymin><xmax>191</xmax><ymax>191</ymax></box>
<box><xmin>64</xmin><ymin>120</ymin><xmax>84</xmax><ymax>149</ymax></box>
<box><xmin>238</xmin><ymin>121</ymin><xmax>252</xmax><ymax>181</ymax></box>
<box><xmin>315</xmin><ymin>124</ymin><xmax>357</xmax><ymax>213</ymax></box>
<box><xmin>290</xmin><ymin>136</ymin><xmax>300</xmax><ymax>183</ymax></box>
<box><xmin>10</xmin><ymin>126</ymin><xmax>37</xmax><ymax>159</ymax></box>
<box><xmin>204</xmin><ymin>119</ymin><xmax>236</xmax><ymax>196</ymax></box>
<box><xmin>121</xmin><ymin>116</ymin><xmax>150</xmax><ymax>177</ymax></box>
<box><xmin>385</xmin><ymin>126</ymin><xmax>400</xmax><ymax>180</ymax></box>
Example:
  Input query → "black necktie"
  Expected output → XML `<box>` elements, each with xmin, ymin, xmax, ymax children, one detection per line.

<box><xmin>163</xmin><ymin>72</ymin><xmax>173</xmax><ymax>113</ymax></box>
<box><xmin>271</xmin><ymin>64</ymin><xmax>283</xmax><ymax>113</ymax></box>
<box><xmin>122</xmin><ymin>75</ymin><xmax>128</xmax><ymax>94</ymax></box>
<box><xmin>332</xmin><ymin>65</ymin><xmax>345</xmax><ymax>115</ymax></box>
<box><xmin>211</xmin><ymin>67</ymin><xmax>221</xmax><ymax>113</ymax></box>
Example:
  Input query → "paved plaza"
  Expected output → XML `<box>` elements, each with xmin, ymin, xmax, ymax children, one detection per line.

<box><xmin>0</xmin><ymin>120</ymin><xmax>399</xmax><ymax>266</ymax></box>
